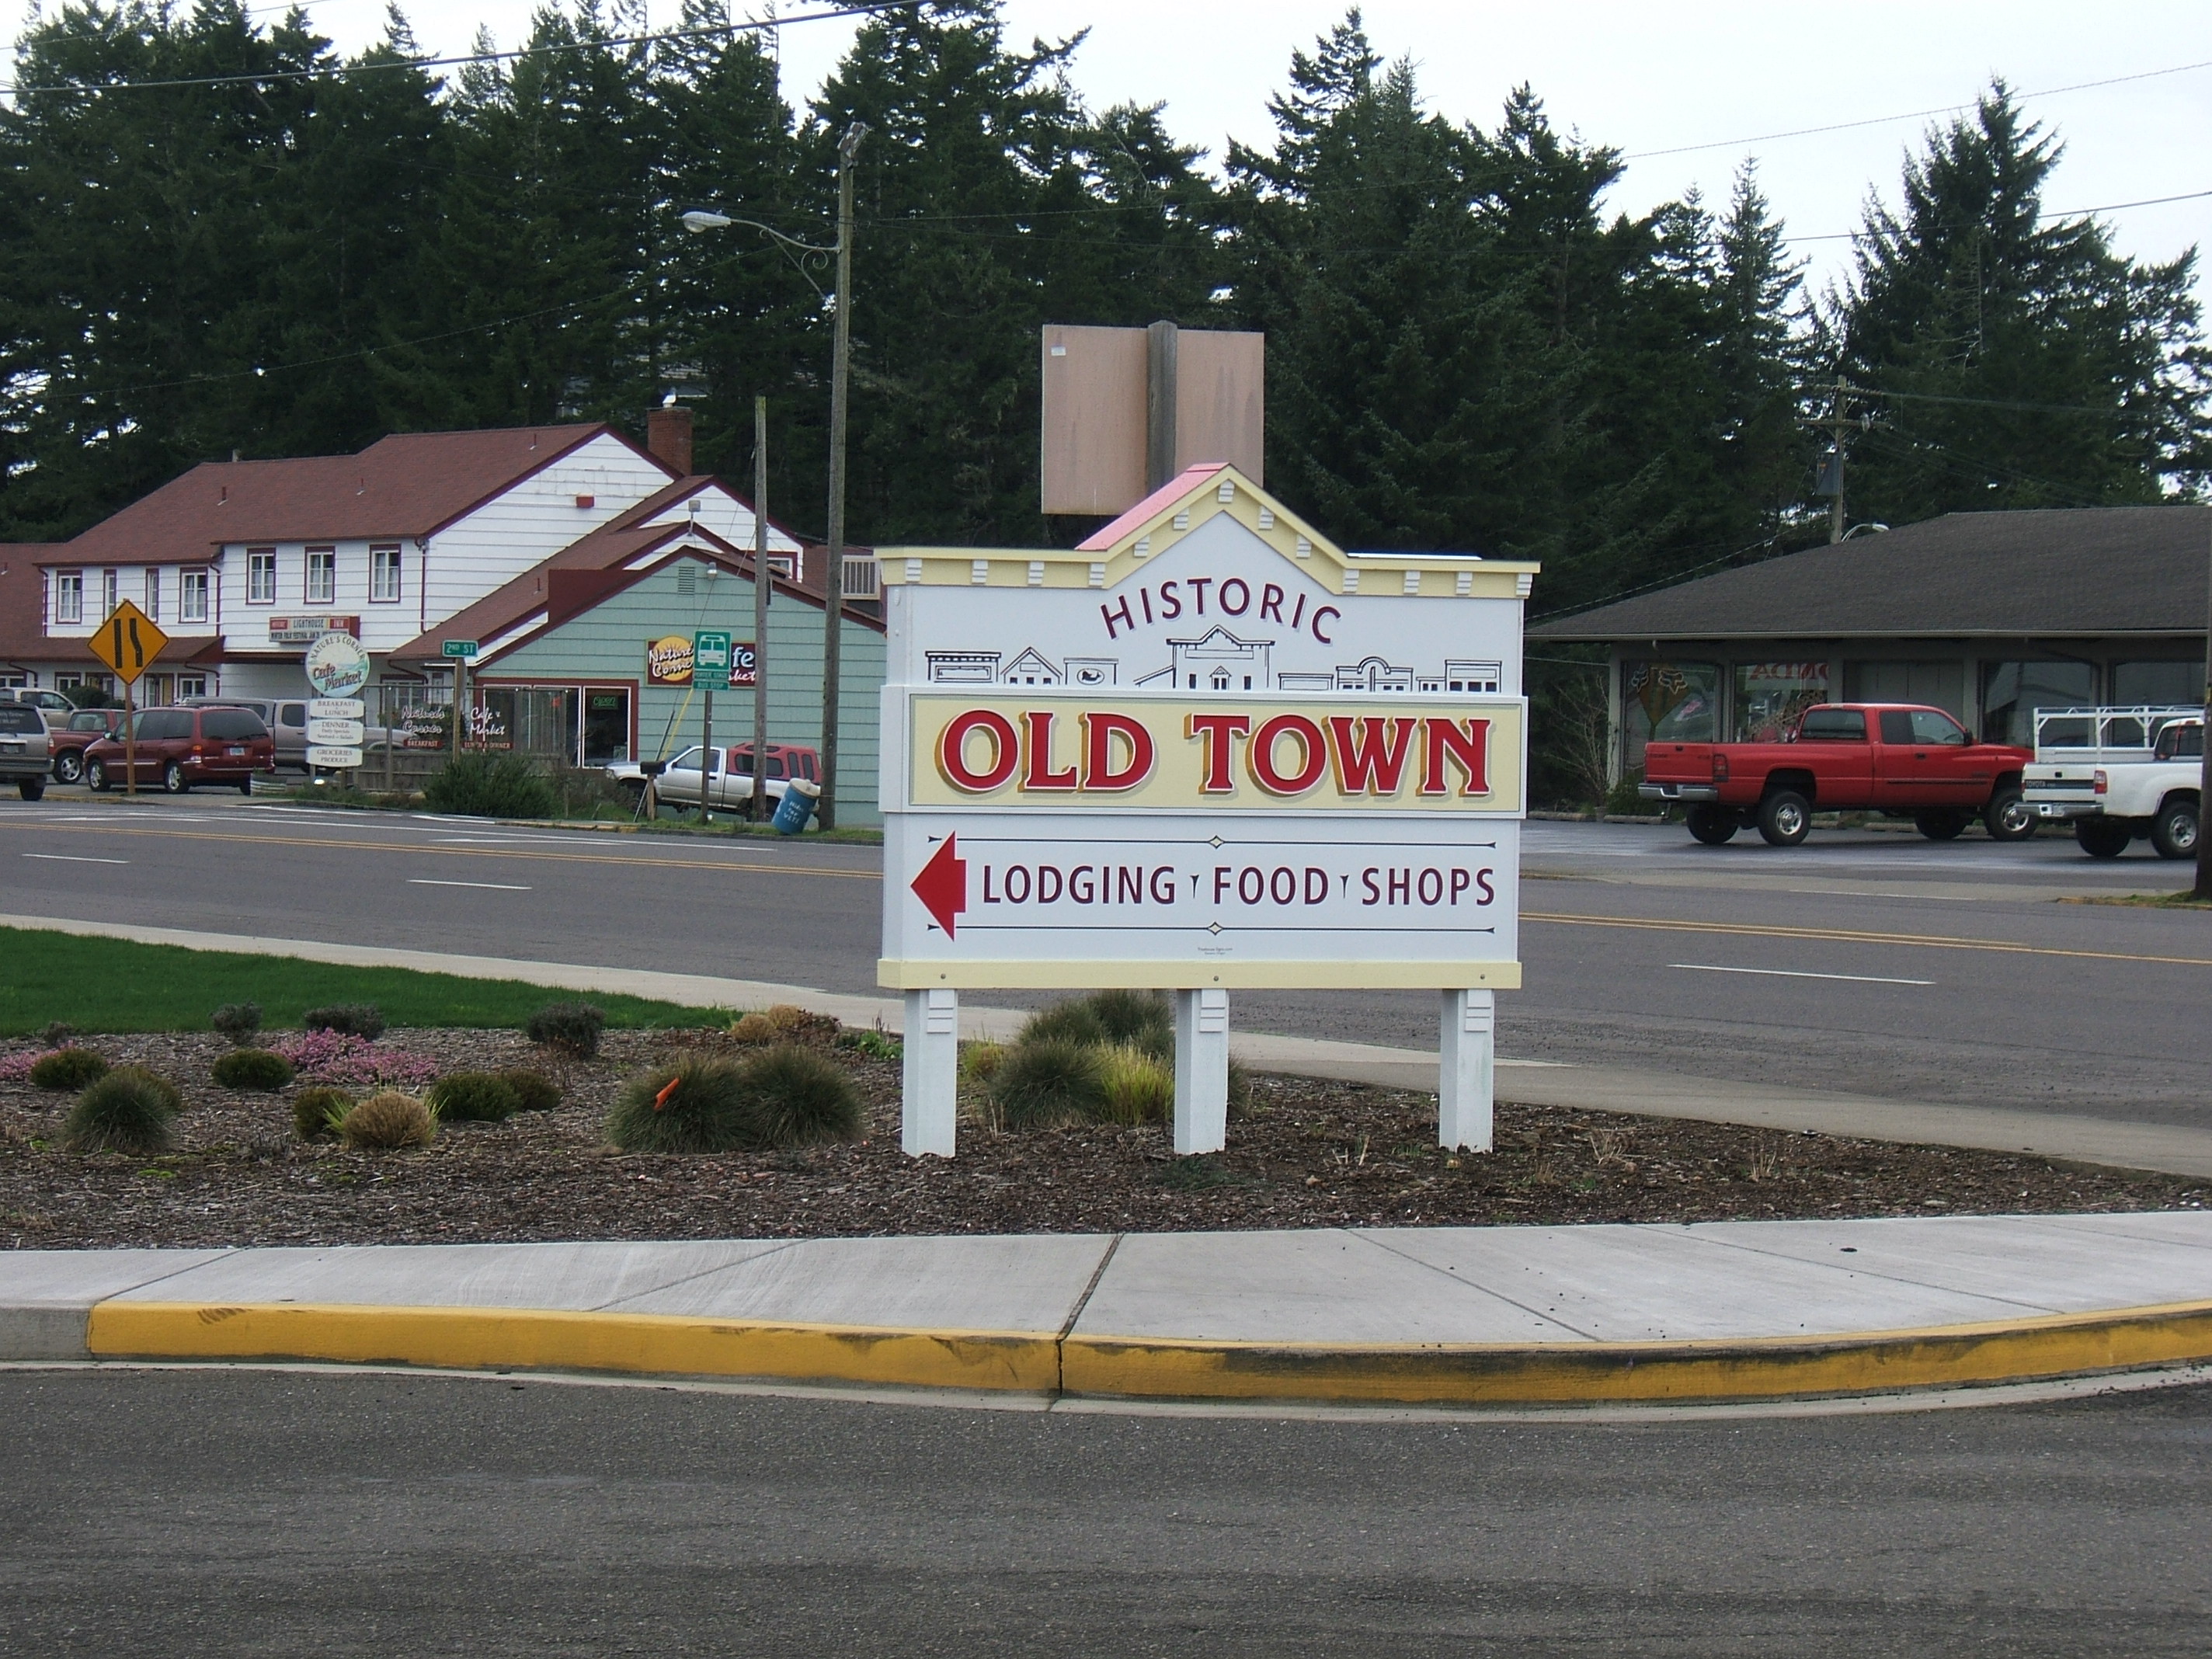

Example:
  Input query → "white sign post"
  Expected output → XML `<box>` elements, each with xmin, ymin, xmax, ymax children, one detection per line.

<box><xmin>878</xmin><ymin>464</ymin><xmax>1536</xmax><ymax>1159</ymax></box>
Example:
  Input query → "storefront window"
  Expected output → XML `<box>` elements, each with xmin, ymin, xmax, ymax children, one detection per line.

<box><xmin>1734</xmin><ymin>661</ymin><xmax>1829</xmax><ymax>742</ymax></box>
<box><xmin>2112</xmin><ymin>661</ymin><xmax>2203</xmax><ymax>709</ymax></box>
<box><xmin>1842</xmin><ymin>661</ymin><xmax>1965</xmax><ymax>719</ymax></box>
<box><xmin>583</xmin><ymin>691</ymin><xmax>631</xmax><ymax>764</ymax></box>
<box><xmin>1619</xmin><ymin>661</ymin><xmax>1720</xmax><ymax>774</ymax></box>
<box><xmin>1981</xmin><ymin>661</ymin><xmax>2094</xmax><ymax>747</ymax></box>
<box><xmin>475</xmin><ymin>685</ymin><xmax>630</xmax><ymax>765</ymax></box>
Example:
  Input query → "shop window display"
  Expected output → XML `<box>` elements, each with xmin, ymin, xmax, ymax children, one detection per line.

<box><xmin>1734</xmin><ymin>661</ymin><xmax>1828</xmax><ymax>742</ymax></box>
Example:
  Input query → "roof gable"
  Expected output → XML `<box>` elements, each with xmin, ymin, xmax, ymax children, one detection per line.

<box><xmin>46</xmin><ymin>425</ymin><xmax>661</xmax><ymax>568</ymax></box>
<box><xmin>876</xmin><ymin>464</ymin><xmax>1539</xmax><ymax>603</ymax></box>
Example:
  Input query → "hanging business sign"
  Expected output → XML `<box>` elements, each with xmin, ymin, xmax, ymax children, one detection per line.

<box><xmin>875</xmin><ymin>464</ymin><xmax>1536</xmax><ymax>993</ymax></box>
<box><xmin>304</xmin><ymin>630</ymin><xmax>370</xmax><ymax>699</ymax></box>
<box><xmin>645</xmin><ymin>635</ymin><xmax>695</xmax><ymax>685</ymax></box>
<box><xmin>648</xmin><ymin>635</ymin><xmax>758</xmax><ymax>689</ymax></box>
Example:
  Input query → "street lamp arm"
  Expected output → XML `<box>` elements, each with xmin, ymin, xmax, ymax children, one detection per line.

<box><xmin>679</xmin><ymin>208</ymin><xmax>836</xmax><ymax>257</ymax></box>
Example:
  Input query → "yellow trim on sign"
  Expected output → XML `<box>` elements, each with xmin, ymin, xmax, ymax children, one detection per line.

<box><xmin>876</xmin><ymin>959</ymin><xmax>1524</xmax><ymax>990</ymax></box>
<box><xmin>86</xmin><ymin>1302</ymin><xmax>1062</xmax><ymax>1393</ymax></box>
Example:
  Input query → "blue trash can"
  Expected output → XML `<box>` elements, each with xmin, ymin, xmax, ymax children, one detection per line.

<box><xmin>773</xmin><ymin>778</ymin><xmax>821</xmax><ymax>835</ymax></box>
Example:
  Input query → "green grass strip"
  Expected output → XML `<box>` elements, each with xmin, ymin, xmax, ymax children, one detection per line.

<box><xmin>0</xmin><ymin>927</ymin><xmax>732</xmax><ymax>1036</ymax></box>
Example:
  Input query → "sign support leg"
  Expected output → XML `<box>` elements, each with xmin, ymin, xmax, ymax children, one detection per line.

<box><xmin>1438</xmin><ymin>988</ymin><xmax>1495</xmax><ymax>1152</ymax></box>
<box><xmin>901</xmin><ymin>987</ymin><xmax>959</xmax><ymax>1157</ymax></box>
<box><xmin>1173</xmin><ymin>987</ymin><xmax>1229</xmax><ymax>1155</ymax></box>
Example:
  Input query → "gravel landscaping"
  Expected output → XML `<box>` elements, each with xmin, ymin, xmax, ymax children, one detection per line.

<box><xmin>1</xmin><ymin>1024</ymin><xmax>2203</xmax><ymax>1249</ymax></box>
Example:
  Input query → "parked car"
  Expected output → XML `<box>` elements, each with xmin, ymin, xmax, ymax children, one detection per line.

<box><xmin>179</xmin><ymin>696</ymin><xmax>308</xmax><ymax>769</ymax></box>
<box><xmin>5</xmin><ymin>688</ymin><xmax>75</xmax><ymax>715</ymax></box>
<box><xmin>1640</xmin><ymin>703</ymin><xmax>2036</xmax><ymax>847</ymax></box>
<box><xmin>0</xmin><ymin>703</ymin><xmax>50</xmax><ymax>799</ymax></box>
<box><xmin>2023</xmin><ymin>706</ymin><xmax>2202</xmax><ymax>859</ymax></box>
<box><xmin>606</xmin><ymin>743</ymin><xmax>819</xmax><ymax>816</ymax></box>
<box><xmin>83</xmin><ymin>705</ymin><xmax>276</xmax><ymax>794</ymax></box>
<box><xmin>47</xmin><ymin>708</ymin><xmax>127</xmax><ymax>784</ymax></box>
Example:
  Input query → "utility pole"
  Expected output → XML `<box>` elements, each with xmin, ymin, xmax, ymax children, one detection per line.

<box><xmin>753</xmin><ymin>395</ymin><xmax>770</xmax><ymax>826</ymax></box>
<box><xmin>1826</xmin><ymin>377</ymin><xmax>1849</xmax><ymax>544</ymax></box>
<box><xmin>2196</xmin><ymin>512</ymin><xmax>2212</xmax><ymax>899</ymax></box>
<box><xmin>819</xmin><ymin>120</ymin><xmax>866</xmax><ymax>833</ymax></box>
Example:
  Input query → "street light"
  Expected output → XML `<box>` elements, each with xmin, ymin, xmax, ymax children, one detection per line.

<box><xmin>679</xmin><ymin>118</ymin><xmax>868</xmax><ymax>830</ymax></box>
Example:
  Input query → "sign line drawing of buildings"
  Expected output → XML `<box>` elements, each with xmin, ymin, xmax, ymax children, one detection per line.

<box><xmin>927</xmin><ymin>632</ymin><xmax>1498</xmax><ymax>697</ymax></box>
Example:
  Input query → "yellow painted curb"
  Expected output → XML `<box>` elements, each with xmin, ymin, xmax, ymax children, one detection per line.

<box><xmin>79</xmin><ymin>1297</ymin><xmax>2212</xmax><ymax>1406</ymax></box>
<box><xmin>86</xmin><ymin>1303</ymin><xmax>1061</xmax><ymax>1393</ymax></box>
<box><xmin>1063</xmin><ymin>1299</ymin><xmax>2212</xmax><ymax>1406</ymax></box>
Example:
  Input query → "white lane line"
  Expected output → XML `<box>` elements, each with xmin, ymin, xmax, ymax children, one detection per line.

<box><xmin>21</xmin><ymin>852</ymin><xmax>129</xmax><ymax>865</ymax></box>
<box><xmin>407</xmin><ymin>877</ymin><xmax>533</xmax><ymax>892</ymax></box>
<box><xmin>1669</xmin><ymin>962</ymin><xmax>1934</xmax><ymax>986</ymax></box>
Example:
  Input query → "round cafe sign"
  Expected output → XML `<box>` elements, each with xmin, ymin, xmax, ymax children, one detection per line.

<box><xmin>304</xmin><ymin>630</ymin><xmax>370</xmax><ymax>698</ymax></box>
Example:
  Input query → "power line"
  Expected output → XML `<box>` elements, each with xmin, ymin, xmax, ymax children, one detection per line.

<box><xmin>0</xmin><ymin>2</ymin><xmax>911</xmax><ymax>97</ymax></box>
<box><xmin>1623</xmin><ymin>58</ymin><xmax>2212</xmax><ymax>162</ymax></box>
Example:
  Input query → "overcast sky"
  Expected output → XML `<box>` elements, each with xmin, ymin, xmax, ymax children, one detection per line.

<box><xmin>12</xmin><ymin>0</ymin><xmax>2211</xmax><ymax>309</ymax></box>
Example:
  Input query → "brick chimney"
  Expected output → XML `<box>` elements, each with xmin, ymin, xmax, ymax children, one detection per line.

<box><xmin>647</xmin><ymin>405</ymin><xmax>694</xmax><ymax>476</ymax></box>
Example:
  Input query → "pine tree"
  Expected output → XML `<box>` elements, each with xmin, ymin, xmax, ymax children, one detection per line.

<box><xmin>1830</xmin><ymin>82</ymin><xmax>2210</xmax><ymax>520</ymax></box>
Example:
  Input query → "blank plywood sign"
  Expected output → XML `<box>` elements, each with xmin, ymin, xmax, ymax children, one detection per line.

<box><xmin>1042</xmin><ymin>325</ymin><xmax>1147</xmax><ymax>517</ymax></box>
<box><xmin>1042</xmin><ymin>323</ymin><xmax>1264</xmax><ymax>516</ymax></box>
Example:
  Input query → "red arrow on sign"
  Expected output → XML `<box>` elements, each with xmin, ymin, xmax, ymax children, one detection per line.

<box><xmin>911</xmin><ymin>834</ymin><xmax>968</xmax><ymax>937</ymax></box>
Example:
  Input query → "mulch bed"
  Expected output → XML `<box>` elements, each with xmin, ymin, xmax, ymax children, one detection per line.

<box><xmin>2</xmin><ymin>1025</ymin><xmax>2203</xmax><ymax>1249</ymax></box>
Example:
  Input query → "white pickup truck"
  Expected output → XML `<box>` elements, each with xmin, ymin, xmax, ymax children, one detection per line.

<box><xmin>2022</xmin><ymin>705</ymin><xmax>2202</xmax><ymax>859</ymax></box>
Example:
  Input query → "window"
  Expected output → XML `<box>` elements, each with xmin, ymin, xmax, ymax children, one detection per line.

<box><xmin>176</xmin><ymin>674</ymin><xmax>207</xmax><ymax>698</ymax></box>
<box><xmin>1877</xmin><ymin>710</ymin><xmax>1915</xmax><ymax>744</ymax></box>
<box><xmin>305</xmin><ymin>547</ymin><xmax>336</xmax><ymax>605</ymax></box>
<box><xmin>1621</xmin><ymin>660</ymin><xmax>1721</xmax><ymax>774</ymax></box>
<box><xmin>1909</xmin><ymin>710</ymin><xmax>1967</xmax><ymax>746</ymax></box>
<box><xmin>0</xmin><ymin>708</ymin><xmax>41</xmax><ymax>735</ymax></box>
<box><xmin>180</xmin><ymin>569</ymin><xmax>210</xmax><ymax>624</ymax></box>
<box><xmin>102</xmin><ymin>569</ymin><xmax>118</xmax><ymax>618</ymax></box>
<box><xmin>1798</xmin><ymin>708</ymin><xmax>1866</xmax><ymax>742</ymax></box>
<box><xmin>1981</xmin><ymin>661</ymin><xmax>2094</xmax><ymax>749</ymax></box>
<box><xmin>2155</xmin><ymin>723</ymin><xmax>2204</xmax><ymax>761</ymax></box>
<box><xmin>134</xmin><ymin>709</ymin><xmax>192</xmax><ymax>740</ymax></box>
<box><xmin>200</xmin><ymin>709</ymin><xmax>266</xmax><ymax>741</ymax></box>
<box><xmin>248</xmin><ymin>549</ymin><xmax>277</xmax><ymax>604</ymax></box>
<box><xmin>144</xmin><ymin>569</ymin><xmax>161</xmax><ymax>621</ymax></box>
<box><xmin>278</xmin><ymin>703</ymin><xmax>305</xmax><ymax>729</ymax></box>
<box><xmin>1734</xmin><ymin>662</ymin><xmax>1829</xmax><ymax>743</ymax></box>
<box><xmin>1843</xmin><ymin>661</ymin><xmax>1964</xmax><ymax>721</ymax></box>
<box><xmin>2113</xmin><ymin>662</ymin><xmax>2202</xmax><ymax>708</ymax></box>
<box><xmin>55</xmin><ymin>571</ymin><xmax>83</xmax><ymax>624</ymax></box>
<box><xmin>370</xmin><ymin>545</ymin><xmax>402</xmax><ymax>603</ymax></box>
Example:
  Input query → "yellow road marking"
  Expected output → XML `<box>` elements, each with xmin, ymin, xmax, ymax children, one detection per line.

<box><xmin>1525</xmin><ymin>910</ymin><xmax>2212</xmax><ymax>969</ymax></box>
<box><xmin>0</xmin><ymin>819</ymin><xmax>882</xmax><ymax>882</ymax></box>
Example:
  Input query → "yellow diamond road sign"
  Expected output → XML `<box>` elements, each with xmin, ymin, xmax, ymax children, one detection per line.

<box><xmin>87</xmin><ymin>600</ymin><xmax>170</xmax><ymax>687</ymax></box>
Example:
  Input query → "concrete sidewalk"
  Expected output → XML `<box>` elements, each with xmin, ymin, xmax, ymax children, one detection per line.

<box><xmin>14</xmin><ymin>912</ymin><xmax>2212</xmax><ymax>1178</ymax></box>
<box><xmin>8</xmin><ymin>1212</ymin><xmax>2212</xmax><ymax>1407</ymax></box>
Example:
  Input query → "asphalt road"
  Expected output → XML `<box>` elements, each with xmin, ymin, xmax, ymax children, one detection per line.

<box><xmin>3</xmin><ymin>1365</ymin><xmax>2210</xmax><ymax>1656</ymax></box>
<box><xmin>1</xmin><ymin>793</ymin><xmax>2207</xmax><ymax>1126</ymax></box>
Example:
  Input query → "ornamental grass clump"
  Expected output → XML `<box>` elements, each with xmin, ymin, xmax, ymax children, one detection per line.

<box><xmin>63</xmin><ymin>1066</ymin><xmax>183</xmax><ymax>1154</ymax></box>
<box><xmin>335</xmin><ymin>1090</ymin><xmax>436</xmax><ymax>1150</ymax></box>
<box><xmin>729</xmin><ymin>1012</ymin><xmax>778</xmax><ymax>1045</ymax></box>
<box><xmin>527</xmin><ymin>1000</ymin><xmax>603</xmax><ymax>1058</ymax></box>
<box><xmin>739</xmin><ymin>1045</ymin><xmax>864</xmax><ymax>1149</ymax></box>
<box><xmin>1087</xmin><ymin>988</ymin><xmax>1174</xmax><ymax>1058</ymax></box>
<box><xmin>1017</xmin><ymin>1000</ymin><xmax>1108</xmax><ymax>1050</ymax></box>
<box><xmin>303</xmin><ymin>1003</ymin><xmax>386</xmax><ymax>1042</ymax></box>
<box><xmin>426</xmin><ymin>1071</ymin><xmax>522</xmax><ymax>1123</ymax></box>
<box><xmin>1095</xmin><ymin>1043</ymin><xmax>1175</xmax><ymax>1126</ymax></box>
<box><xmin>30</xmin><ymin>1047</ymin><xmax>109</xmax><ymax>1090</ymax></box>
<box><xmin>293</xmin><ymin>1085</ymin><xmax>355</xmax><ymax>1140</ymax></box>
<box><xmin>211</xmin><ymin>1048</ymin><xmax>295</xmax><ymax>1090</ymax></box>
<box><xmin>210</xmin><ymin>1002</ymin><xmax>263</xmax><ymax>1045</ymax></box>
<box><xmin>606</xmin><ymin>1052</ymin><xmax>753</xmax><ymax>1153</ymax></box>
<box><xmin>499</xmin><ymin>1069</ymin><xmax>562</xmax><ymax>1112</ymax></box>
<box><xmin>988</xmin><ymin>1039</ymin><xmax>1108</xmax><ymax>1129</ymax></box>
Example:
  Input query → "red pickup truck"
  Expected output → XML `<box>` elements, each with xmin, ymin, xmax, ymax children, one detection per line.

<box><xmin>1640</xmin><ymin>703</ymin><xmax>2036</xmax><ymax>847</ymax></box>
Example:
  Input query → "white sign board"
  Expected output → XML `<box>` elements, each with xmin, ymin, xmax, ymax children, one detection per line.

<box><xmin>875</xmin><ymin>463</ymin><xmax>1538</xmax><ymax>1157</ymax></box>
<box><xmin>307</xmin><ymin>745</ymin><xmax>364</xmax><ymax>769</ymax></box>
<box><xmin>308</xmin><ymin>697</ymin><xmax>365</xmax><ymax>721</ymax></box>
<box><xmin>307</xmin><ymin>717</ymin><xmax>366</xmax><ymax>746</ymax></box>
<box><xmin>304</xmin><ymin>631</ymin><xmax>370</xmax><ymax>698</ymax></box>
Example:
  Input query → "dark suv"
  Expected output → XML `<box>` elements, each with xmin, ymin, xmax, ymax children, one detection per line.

<box><xmin>84</xmin><ymin>706</ymin><xmax>276</xmax><ymax>794</ymax></box>
<box><xmin>0</xmin><ymin>704</ymin><xmax>49</xmax><ymax>800</ymax></box>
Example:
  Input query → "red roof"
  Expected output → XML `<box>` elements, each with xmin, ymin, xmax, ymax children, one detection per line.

<box><xmin>1076</xmin><ymin>464</ymin><xmax>1228</xmax><ymax>552</ymax></box>
<box><xmin>43</xmin><ymin>424</ymin><xmax>666</xmax><ymax>568</ymax></box>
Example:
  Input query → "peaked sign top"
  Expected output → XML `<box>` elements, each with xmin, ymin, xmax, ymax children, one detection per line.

<box><xmin>876</xmin><ymin>465</ymin><xmax>1539</xmax><ymax>602</ymax></box>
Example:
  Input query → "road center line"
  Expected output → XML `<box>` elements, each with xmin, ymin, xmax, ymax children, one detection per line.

<box><xmin>20</xmin><ymin>852</ymin><xmax>129</xmax><ymax>865</ymax></box>
<box><xmin>1525</xmin><ymin>909</ymin><xmax>2212</xmax><ymax>969</ymax></box>
<box><xmin>0</xmin><ymin>819</ymin><xmax>880</xmax><ymax>882</ymax></box>
<box><xmin>1670</xmin><ymin>962</ymin><xmax>1935</xmax><ymax>986</ymax></box>
<box><xmin>409</xmin><ymin>878</ymin><xmax>533</xmax><ymax>892</ymax></box>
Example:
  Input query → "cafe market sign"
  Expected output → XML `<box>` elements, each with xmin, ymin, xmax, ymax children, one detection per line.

<box><xmin>877</xmin><ymin>462</ymin><xmax>1536</xmax><ymax>1160</ymax></box>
